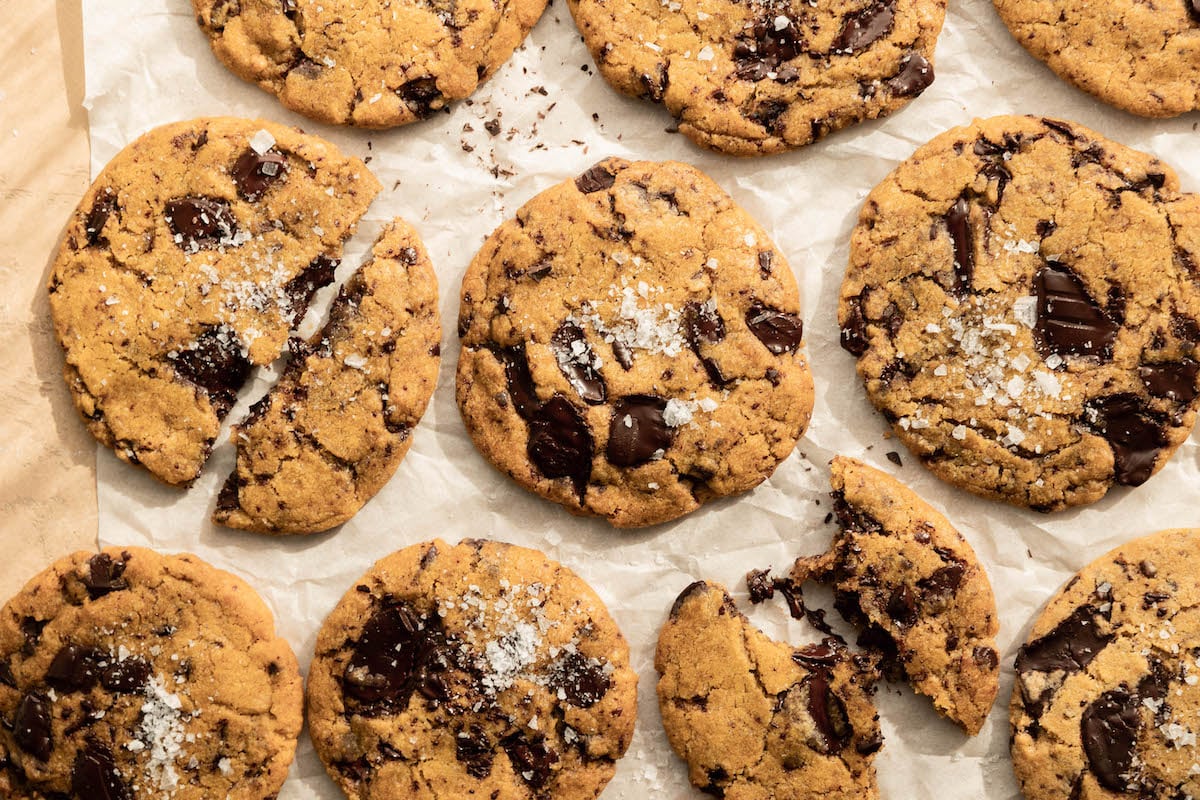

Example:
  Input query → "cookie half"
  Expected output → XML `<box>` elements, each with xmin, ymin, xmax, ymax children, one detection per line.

<box><xmin>214</xmin><ymin>220</ymin><xmax>441</xmax><ymax>535</ymax></box>
<box><xmin>790</xmin><ymin>456</ymin><xmax>1000</xmax><ymax>734</ymax></box>
<box><xmin>192</xmin><ymin>0</ymin><xmax>548</xmax><ymax>128</ymax></box>
<box><xmin>993</xmin><ymin>0</ymin><xmax>1200</xmax><ymax>117</ymax></box>
<box><xmin>1011</xmin><ymin>529</ymin><xmax>1200</xmax><ymax>799</ymax></box>
<box><xmin>657</xmin><ymin>581</ymin><xmax>882</xmax><ymax>799</ymax></box>
<box><xmin>456</xmin><ymin>158</ymin><xmax>814</xmax><ymax>527</ymax></box>
<box><xmin>48</xmin><ymin>117</ymin><xmax>380</xmax><ymax>486</ymax></box>
<box><xmin>567</xmin><ymin>0</ymin><xmax>947</xmax><ymax>155</ymax></box>
<box><xmin>839</xmin><ymin>115</ymin><xmax>1200</xmax><ymax>511</ymax></box>
<box><xmin>307</xmin><ymin>539</ymin><xmax>637</xmax><ymax>800</ymax></box>
<box><xmin>0</xmin><ymin>547</ymin><xmax>303</xmax><ymax>799</ymax></box>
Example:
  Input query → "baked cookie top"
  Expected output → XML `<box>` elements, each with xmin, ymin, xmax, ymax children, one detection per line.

<box><xmin>656</xmin><ymin>580</ymin><xmax>882</xmax><ymax>799</ymax></box>
<box><xmin>306</xmin><ymin>539</ymin><xmax>637</xmax><ymax>800</ymax></box>
<box><xmin>456</xmin><ymin>158</ymin><xmax>814</xmax><ymax>527</ymax></box>
<box><xmin>566</xmin><ymin>0</ymin><xmax>947</xmax><ymax>155</ymax></box>
<box><xmin>214</xmin><ymin>219</ymin><xmax>441</xmax><ymax>535</ymax></box>
<box><xmin>0</xmin><ymin>547</ymin><xmax>302</xmax><ymax>800</ymax></box>
<box><xmin>48</xmin><ymin>117</ymin><xmax>380</xmax><ymax>487</ymax></box>
<box><xmin>1011</xmin><ymin>529</ymin><xmax>1200</xmax><ymax>799</ymax></box>
<box><xmin>192</xmin><ymin>0</ymin><xmax>548</xmax><ymax>128</ymax></box>
<box><xmin>840</xmin><ymin>115</ymin><xmax>1200</xmax><ymax>512</ymax></box>
<box><xmin>993</xmin><ymin>0</ymin><xmax>1200</xmax><ymax>117</ymax></box>
<box><xmin>791</xmin><ymin>456</ymin><xmax>999</xmax><ymax>734</ymax></box>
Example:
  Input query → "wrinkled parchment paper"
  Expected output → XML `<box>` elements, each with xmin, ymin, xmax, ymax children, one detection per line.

<box><xmin>81</xmin><ymin>0</ymin><xmax>1200</xmax><ymax>796</ymax></box>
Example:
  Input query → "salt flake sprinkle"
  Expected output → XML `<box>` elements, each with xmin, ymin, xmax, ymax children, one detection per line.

<box><xmin>249</xmin><ymin>129</ymin><xmax>276</xmax><ymax>155</ymax></box>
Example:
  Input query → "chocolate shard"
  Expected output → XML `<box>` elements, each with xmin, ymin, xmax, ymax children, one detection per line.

<box><xmin>85</xmin><ymin>187</ymin><xmax>118</xmax><ymax>247</ymax></box>
<box><xmin>1084</xmin><ymin>394</ymin><xmax>1168</xmax><ymax>486</ymax></box>
<box><xmin>343</xmin><ymin>598</ymin><xmax>450</xmax><ymax>716</ymax></box>
<box><xmin>164</xmin><ymin>196</ymin><xmax>238</xmax><ymax>249</ymax></box>
<box><xmin>1015</xmin><ymin>604</ymin><xmax>1112</xmax><ymax>676</ymax></box>
<box><xmin>606</xmin><ymin>395</ymin><xmax>673</xmax><ymax>467</ymax></box>
<box><xmin>803</xmin><ymin>671</ymin><xmax>853</xmax><ymax>755</ymax></box>
<box><xmin>455</xmin><ymin>724</ymin><xmax>494</xmax><ymax>779</ymax></box>
<box><xmin>575</xmin><ymin>164</ymin><xmax>617</xmax><ymax>194</ymax></box>
<box><xmin>72</xmin><ymin>740</ymin><xmax>132</xmax><ymax>800</ymax></box>
<box><xmin>502</xmin><ymin>733</ymin><xmax>558</xmax><ymax>789</ymax></box>
<box><xmin>169</xmin><ymin>326</ymin><xmax>252</xmax><ymax>417</ymax></box>
<box><xmin>14</xmin><ymin>691</ymin><xmax>53</xmax><ymax>761</ymax></box>
<box><xmin>884</xmin><ymin>584</ymin><xmax>918</xmax><ymax>628</ymax></box>
<box><xmin>833</xmin><ymin>0</ymin><xmax>895</xmax><ymax>53</ymax></box>
<box><xmin>551</xmin><ymin>322</ymin><xmax>606</xmax><ymax>405</ymax></box>
<box><xmin>550</xmin><ymin>650</ymin><xmax>611</xmax><ymax>708</ymax></box>
<box><xmin>946</xmin><ymin>196</ymin><xmax>974</xmax><ymax>296</ymax></box>
<box><xmin>1139</xmin><ymin>360</ymin><xmax>1199</xmax><ymax>402</ymax></box>
<box><xmin>83</xmin><ymin>552</ymin><xmax>129</xmax><ymax>599</ymax></box>
<box><xmin>231</xmin><ymin>148</ymin><xmax>288</xmax><ymax>202</ymax></box>
<box><xmin>887</xmin><ymin>52</ymin><xmax>933</xmax><ymax>96</ymax></box>
<box><xmin>611</xmin><ymin>339</ymin><xmax>634</xmax><ymax>370</ymax></box>
<box><xmin>1033</xmin><ymin>263</ymin><xmax>1119</xmax><ymax>359</ymax></box>
<box><xmin>528</xmin><ymin>395</ymin><xmax>594</xmax><ymax>500</ymax></box>
<box><xmin>683</xmin><ymin>300</ymin><xmax>731</xmax><ymax>385</ymax></box>
<box><xmin>745</xmin><ymin>301</ymin><xmax>803</xmax><ymax>354</ymax></box>
<box><xmin>1081</xmin><ymin>690</ymin><xmax>1140</xmax><ymax>793</ymax></box>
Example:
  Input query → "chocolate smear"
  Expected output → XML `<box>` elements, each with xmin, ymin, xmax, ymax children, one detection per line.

<box><xmin>528</xmin><ymin>395</ymin><xmax>594</xmax><ymax>500</ymax></box>
<box><xmin>343</xmin><ymin>598</ymin><xmax>450</xmax><ymax>716</ymax></box>
<box><xmin>550</xmin><ymin>650</ymin><xmax>611</xmax><ymax>708</ymax></box>
<box><xmin>1033</xmin><ymin>263</ymin><xmax>1119</xmax><ymax>359</ymax></box>
<box><xmin>607</xmin><ymin>395</ymin><xmax>673</xmax><ymax>467</ymax></box>
<box><xmin>1084</xmin><ymin>394</ymin><xmax>1168</xmax><ymax>486</ymax></box>
<box><xmin>887</xmin><ymin>52</ymin><xmax>933</xmax><ymax>96</ymax></box>
<box><xmin>1139</xmin><ymin>360</ymin><xmax>1199</xmax><ymax>402</ymax></box>
<box><xmin>72</xmin><ymin>740</ymin><xmax>132</xmax><ymax>800</ymax></box>
<box><xmin>1081</xmin><ymin>690</ymin><xmax>1140</xmax><ymax>793</ymax></box>
<box><xmin>1015</xmin><ymin>604</ymin><xmax>1111</xmax><ymax>676</ymax></box>
<box><xmin>803</xmin><ymin>671</ymin><xmax>853</xmax><ymax>755</ymax></box>
<box><xmin>170</xmin><ymin>326</ymin><xmax>252</xmax><ymax>417</ymax></box>
<box><xmin>833</xmin><ymin>1</ymin><xmax>895</xmax><ymax>53</ymax></box>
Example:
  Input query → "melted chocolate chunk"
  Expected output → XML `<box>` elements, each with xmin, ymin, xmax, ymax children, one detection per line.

<box><xmin>0</xmin><ymin>660</ymin><xmax>14</xmax><ymax>688</ymax></box>
<box><xmin>669</xmin><ymin>580</ymin><xmax>711</xmax><ymax>619</ymax></box>
<box><xmin>683</xmin><ymin>301</ymin><xmax>730</xmax><ymax>385</ymax></box>
<box><xmin>885</xmin><ymin>584</ymin><xmax>918</xmax><ymax>628</ymax></box>
<box><xmin>528</xmin><ymin>395</ymin><xmax>594</xmax><ymax>500</ymax></box>
<box><xmin>606</xmin><ymin>395</ymin><xmax>673</xmax><ymax>467</ymax></box>
<box><xmin>72</xmin><ymin>740</ymin><xmax>131</xmax><ymax>800</ymax></box>
<box><xmin>551</xmin><ymin>322</ymin><xmax>606</xmax><ymax>404</ymax></box>
<box><xmin>887</xmin><ymin>52</ymin><xmax>933</xmax><ymax>96</ymax></box>
<box><xmin>283</xmin><ymin>254</ymin><xmax>339</xmax><ymax>324</ymax></box>
<box><xmin>499</xmin><ymin>345</ymin><xmax>540</xmax><ymax>420</ymax></box>
<box><xmin>575</xmin><ymin>164</ymin><xmax>616</xmax><ymax>194</ymax></box>
<box><xmin>84</xmin><ymin>552</ymin><xmax>129</xmax><ymax>599</ymax></box>
<box><xmin>611</xmin><ymin>339</ymin><xmax>634</xmax><ymax>370</ymax></box>
<box><xmin>973</xmin><ymin>138</ymin><xmax>1015</xmax><ymax>201</ymax></box>
<box><xmin>973</xmin><ymin>646</ymin><xmax>999</xmax><ymax>670</ymax></box>
<box><xmin>502</xmin><ymin>734</ymin><xmax>558</xmax><ymax>789</ymax></box>
<box><xmin>1084</xmin><ymin>394</ymin><xmax>1168</xmax><ymax>486</ymax></box>
<box><xmin>231</xmin><ymin>148</ymin><xmax>288</xmax><ymax>201</ymax></box>
<box><xmin>1081</xmin><ymin>690</ymin><xmax>1140</xmax><ymax>792</ymax></box>
<box><xmin>1139</xmin><ymin>360</ymin><xmax>1199</xmax><ymax>402</ymax></box>
<box><xmin>398</xmin><ymin>77</ymin><xmax>443</xmax><ymax>118</ymax></box>
<box><xmin>733</xmin><ymin>16</ymin><xmax>803</xmax><ymax>79</ymax></box>
<box><xmin>745</xmin><ymin>301</ymin><xmax>803</xmax><ymax>354</ymax></box>
<box><xmin>803</xmin><ymin>671</ymin><xmax>853</xmax><ymax>755</ymax></box>
<box><xmin>1015</xmin><ymin>604</ymin><xmax>1112</xmax><ymax>676</ymax></box>
<box><xmin>46</xmin><ymin>644</ymin><xmax>99</xmax><ymax>691</ymax></box>
<box><xmin>550</xmin><ymin>650</ymin><xmax>611</xmax><ymax>708</ymax></box>
<box><xmin>832</xmin><ymin>493</ymin><xmax>884</xmax><ymax>535</ymax></box>
<box><xmin>343</xmin><ymin>598</ymin><xmax>450</xmax><ymax>716</ymax></box>
<box><xmin>101</xmin><ymin>656</ymin><xmax>151</xmax><ymax>693</ymax></box>
<box><xmin>85</xmin><ymin>188</ymin><xmax>118</xmax><ymax>247</ymax></box>
<box><xmin>1033</xmin><ymin>264</ymin><xmax>1119</xmax><ymax>359</ymax></box>
<box><xmin>170</xmin><ymin>326</ymin><xmax>252</xmax><ymax>416</ymax></box>
<box><xmin>164</xmin><ymin>196</ymin><xmax>238</xmax><ymax>249</ymax></box>
<box><xmin>840</xmin><ymin>296</ymin><xmax>870</xmax><ymax>356</ymax></box>
<box><xmin>455</xmin><ymin>724</ymin><xmax>494</xmax><ymax>779</ymax></box>
<box><xmin>946</xmin><ymin>196</ymin><xmax>974</xmax><ymax>295</ymax></box>
<box><xmin>793</xmin><ymin>639</ymin><xmax>843</xmax><ymax>669</ymax></box>
<box><xmin>833</xmin><ymin>1</ymin><xmax>895</xmax><ymax>53</ymax></box>
<box><xmin>14</xmin><ymin>692</ymin><xmax>53</xmax><ymax>761</ymax></box>
<box><xmin>746</xmin><ymin>568</ymin><xmax>775</xmax><ymax>604</ymax></box>
<box><xmin>1191</xmin><ymin>0</ymin><xmax>1200</xmax><ymax>22</ymax></box>
<box><xmin>918</xmin><ymin>561</ymin><xmax>965</xmax><ymax>598</ymax></box>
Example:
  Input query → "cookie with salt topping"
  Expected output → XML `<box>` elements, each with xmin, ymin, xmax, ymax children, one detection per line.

<box><xmin>456</xmin><ymin>157</ymin><xmax>814</xmax><ymax>527</ymax></box>
<box><xmin>839</xmin><ymin>115</ymin><xmax>1200</xmax><ymax>512</ymax></box>
<box><xmin>306</xmin><ymin>539</ymin><xmax>637</xmax><ymax>800</ymax></box>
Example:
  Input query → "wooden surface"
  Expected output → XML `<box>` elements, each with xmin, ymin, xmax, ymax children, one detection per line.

<box><xmin>0</xmin><ymin>0</ymin><xmax>96</xmax><ymax>598</ymax></box>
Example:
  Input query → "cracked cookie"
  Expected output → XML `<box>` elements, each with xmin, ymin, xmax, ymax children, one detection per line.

<box><xmin>839</xmin><ymin>115</ymin><xmax>1200</xmax><ymax>511</ymax></box>
<box><xmin>993</xmin><ymin>0</ymin><xmax>1200</xmax><ymax>117</ymax></box>
<box><xmin>567</xmin><ymin>0</ymin><xmax>946</xmax><ymax>155</ymax></box>
<box><xmin>656</xmin><ymin>580</ymin><xmax>882</xmax><ymax>799</ymax></box>
<box><xmin>306</xmin><ymin>538</ymin><xmax>637</xmax><ymax>800</ymax></box>
<box><xmin>48</xmin><ymin>117</ymin><xmax>380</xmax><ymax>487</ymax></box>
<box><xmin>1011</xmin><ymin>528</ymin><xmax>1200</xmax><ymax>799</ymax></box>
<box><xmin>456</xmin><ymin>158</ymin><xmax>814</xmax><ymax>527</ymax></box>
<box><xmin>214</xmin><ymin>219</ymin><xmax>441</xmax><ymax>535</ymax></box>
<box><xmin>789</xmin><ymin>456</ymin><xmax>1000</xmax><ymax>735</ymax></box>
<box><xmin>0</xmin><ymin>547</ymin><xmax>303</xmax><ymax>799</ymax></box>
<box><xmin>192</xmin><ymin>0</ymin><xmax>548</xmax><ymax>128</ymax></box>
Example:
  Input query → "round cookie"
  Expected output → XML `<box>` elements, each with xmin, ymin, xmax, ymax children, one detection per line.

<box><xmin>567</xmin><ymin>0</ymin><xmax>947</xmax><ymax>155</ymax></box>
<box><xmin>0</xmin><ymin>547</ymin><xmax>303</xmax><ymax>799</ymax></box>
<box><xmin>657</xmin><ymin>580</ymin><xmax>882</xmax><ymax>799</ymax></box>
<box><xmin>306</xmin><ymin>539</ymin><xmax>637</xmax><ymax>800</ymax></box>
<box><xmin>456</xmin><ymin>158</ymin><xmax>814</xmax><ymax>527</ymax></box>
<box><xmin>790</xmin><ymin>455</ymin><xmax>1000</xmax><ymax>735</ymax></box>
<box><xmin>191</xmin><ymin>0</ymin><xmax>548</xmax><ymax>128</ymax></box>
<box><xmin>993</xmin><ymin>0</ymin><xmax>1200</xmax><ymax>118</ymax></box>
<box><xmin>48</xmin><ymin>117</ymin><xmax>380</xmax><ymax>487</ymax></box>
<box><xmin>1011</xmin><ymin>529</ymin><xmax>1200</xmax><ymax>799</ymax></box>
<box><xmin>839</xmin><ymin>115</ymin><xmax>1200</xmax><ymax>512</ymax></box>
<box><xmin>214</xmin><ymin>219</ymin><xmax>442</xmax><ymax>535</ymax></box>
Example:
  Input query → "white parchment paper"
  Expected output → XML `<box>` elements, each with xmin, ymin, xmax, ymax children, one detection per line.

<box><xmin>80</xmin><ymin>0</ymin><xmax>1200</xmax><ymax>797</ymax></box>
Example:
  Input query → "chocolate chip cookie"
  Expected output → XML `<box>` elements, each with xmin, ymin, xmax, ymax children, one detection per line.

<box><xmin>192</xmin><ymin>0</ymin><xmax>548</xmax><ymax>128</ymax></box>
<box><xmin>306</xmin><ymin>538</ymin><xmax>637</xmax><ymax>800</ymax></box>
<box><xmin>1011</xmin><ymin>528</ymin><xmax>1200</xmax><ymax>799</ymax></box>
<box><xmin>456</xmin><ymin>158</ymin><xmax>814</xmax><ymax>527</ymax></box>
<box><xmin>840</xmin><ymin>115</ymin><xmax>1200</xmax><ymax>512</ymax></box>
<box><xmin>993</xmin><ymin>0</ymin><xmax>1200</xmax><ymax>117</ymax></box>
<box><xmin>567</xmin><ymin>0</ymin><xmax>947</xmax><ymax>155</ymax></box>
<box><xmin>0</xmin><ymin>547</ymin><xmax>303</xmax><ymax>799</ymax></box>
<box><xmin>657</xmin><ymin>581</ymin><xmax>882</xmax><ymax>799</ymax></box>
<box><xmin>48</xmin><ymin>117</ymin><xmax>380</xmax><ymax>487</ymax></box>
<box><xmin>790</xmin><ymin>456</ymin><xmax>1000</xmax><ymax>735</ymax></box>
<box><xmin>214</xmin><ymin>219</ymin><xmax>441</xmax><ymax>535</ymax></box>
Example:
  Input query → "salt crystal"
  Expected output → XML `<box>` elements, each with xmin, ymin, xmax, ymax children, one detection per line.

<box><xmin>1032</xmin><ymin>370</ymin><xmax>1061</xmax><ymax>397</ymax></box>
<box><xmin>1011</xmin><ymin>353</ymin><xmax>1031</xmax><ymax>372</ymax></box>
<box><xmin>344</xmin><ymin>354</ymin><xmax>368</xmax><ymax>370</ymax></box>
<box><xmin>952</xmin><ymin>425</ymin><xmax>968</xmax><ymax>440</ymax></box>
<box><xmin>1045</xmin><ymin>353</ymin><xmax>1063</xmax><ymax>369</ymax></box>
<box><xmin>743</xmin><ymin>233</ymin><xmax>757</xmax><ymax>247</ymax></box>
<box><xmin>249</xmin><ymin>129</ymin><xmax>276</xmax><ymax>155</ymax></box>
<box><xmin>1004</xmin><ymin>424</ymin><xmax>1026</xmax><ymax>447</ymax></box>
<box><xmin>925</xmin><ymin>323</ymin><xmax>941</xmax><ymax>333</ymax></box>
<box><xmin>663</xmin><ymin>399</ymin><xmax>694</xmax><ymax>427</ymax></box>
<box><xmin>933</xmin><ymin>364</ymin><xmax>948</xmax><ymax>377</ymax></box>
<box><xmin>218</xmin><ymin>757</ymin><xmax>233</xmax><ymax>776</ymax></box>
<box><xmin>774</xmin><ymin>14</ymin><xmax>789</xmax><ymax>30</ymax></box>
<box><xmin>697</xmin><ymin>45</ymin><xmax>715</xmax><ymax>61</ymax></box>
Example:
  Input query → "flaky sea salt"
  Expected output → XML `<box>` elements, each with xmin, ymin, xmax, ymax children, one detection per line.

<box><xmin>1013</xmin><ymin>296</ymin><xmax>1038</xmax><ymax>328</ymax></box>
<box><xmin>249</xmin><ymin>129</ymin><xmax>276</xmax><ymax>155</ymax></box>
<box><xmin>663</xmin><ymin>399</ymin><xmax>694</xmax><ymax>427</ymax></box>
<box><xmin>697</xmin><ymin>45</ymin><xmax>714</xmax><ymax>61</ymax></box>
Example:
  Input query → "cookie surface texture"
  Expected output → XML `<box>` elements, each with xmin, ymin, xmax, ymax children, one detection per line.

<box><xmin>48</xmin><ymin>117</ymin><xmax>380</xmax><ymax>487</ymax></box>
<box><xmin>306</xmin><ymin>538</ymin><xmax>637</xmax><ymax>800</ymax></box>
<box><xmin>840</xmin><ymin>115</ymin><xmax>1200</xmax><ymax>511</ymax></box>
<box><xmin>656</xmin><ymin>580</ymin><xmax>882</xmax><ymax>799</ymax></box>
<box><xmin>214</xmin><ymin>219</ymin><xmax>442</xmax><ymax>535</ymax></box>
<box><xmin>993</xmin><ymin>0</ymin><xmax>1200</xmax><ymax>117</ymax></box>
<box><xmin>456</xmin><ymin>158</ymin><xmax>814</xmax><ymax>527</ymax></box>
<box><xmin>1011</xmin><ymin>528</ymin><xmax>1200</xmax><ymax>799</ymax></box>
<box><xmin>192</xmin><ymin>0</ymin><xmax>548</xmax><ymax>128</ymax></box>
<box><xmin>567</xmin><ymin>0</ymin><xmax>947</xmax><ymax>155</ymax></box>
<box><xmin>791</xmin><ymin>456</ymin><xmax>999</xmax><ymax>734</ymax></box>
<box><xmin>0</xmin><ymin>547</ymin><xmax>303</xmax><ymax>799</ymax></box>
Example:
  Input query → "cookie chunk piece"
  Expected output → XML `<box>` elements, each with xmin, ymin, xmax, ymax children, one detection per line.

<box><xmin>993</xmin><ymin>0</ymin><xmax>1200</xmax><ymax>117</ymax></box>
<box><xmin>214</xmin><ymin>220</ymin><xmax>441</xmax><ymax>535</ymax></box>
<box><xmin>0</xmin><ymin>547</ymin><xmax>303</xmax><ymax>799</ymax></box>
<box><xmin>307</xmin><ymin>539</ymin><xmax>637</xmax><ymax>800</ymax></box>
<box><xmin>48</xmin><ymin>117</ymin><xmax>380</xmax><ymax>486</ymax></box>
<box><xmin>192</xmin><ymin>0</ymin><xmax>548</xmax><ymax>128</ymax></box>
<box><xmin>657</xmin><ymin>581</ymin><xmax>882</xmax><ymax>799</ymax></box>
<box><xmin>567</xmin><ymin>0</ymin><xmax>946</xmax><ymax>155</ymax></box>
<box><xmin>840</xmin><ymin>115</ymin><xmax>1200</xmax><ymax>511</ymax></box>
<box><xmin>790</xmin><ymin>456</ymin><xmax>999</xmax><ymax>734</ymax></box>
<box><xmin>456</xmin><ymin>158</ymin><xmax>814</xmax><ymax>527</ymax></box>
<box><xmin>1011</xmin><ymin>529</ymin><xmax>1200</xmax><ymax>799</ymax></box>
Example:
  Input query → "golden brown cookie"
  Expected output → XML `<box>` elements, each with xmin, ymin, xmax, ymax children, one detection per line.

<box><xmin>306</xmin><ymin>539</ymin><xmax>637</xmax><ymax>800</ymax></box>
<box><xmin>214</xmin><ymin>219</ymin><xmax>441</xmax><ymax>535</ymax></box>
<box><xmin>840</xmin><ymin>115</ymin><xmax>1200</xmax><ymax>511</ymax></box>
<box><xmin>192</xmin><ymin>0</ymin><xmax>548</xmax><ymax>128</ymax></box>
<box><xmin>0</xmin><ymin>547</ymin><xmax>302</xmax><ymax>799</ymax></box>
<box><xmin>1011</xmin><ymin>529</ymin><xmax>1200</xmax><ymax>799</ymax></box>
<box><xmin>456</xmin><ymin>158</ymin><xmax>815</xmax><ymax>527</ymax></box>
<box><xmin>48</xmin><ymin>117</ymin><xmax>380</xmax><ymax>487</ymax></box>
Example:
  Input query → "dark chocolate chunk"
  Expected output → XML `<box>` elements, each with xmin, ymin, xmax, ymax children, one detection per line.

<box><xmin>1084</xmin><ymin>394</ymin><xmax>1168</xmax><ymax>486</ymax></box>
<box><xmin>499</xmin><ymin>345</ymin><xmax>540</xmax><ymax>420</ymax></box>
<box><xmin>793</xmin><ymin>639</ymin><xmax>843</xmax><ymax>669</ymax></box>
<box><xmin>973</xmin><ymin>646</ymin><xmax>999</xmax><ymax>670</ymax></box>
<box><xmin>164</xmin><ymin>196</ymin><xmax>238</xmax><ymax>249</ymax></box>
<box><xmin>170</xmin><ymin>326</ymin><xmax>252</xmax><ymax>417</ymax></box>
<box><xmin>733</xmin><ymin>16</ymin><xmax>803</xmax><ymax>80</ymax></box>
<box><xmin>886</xmin><ymin>52</ymin><xmax>933</xmax><ymax>96</ymax></box>
<box><xmin>757</xmin><ymin>251</ymin><xmax>774</xmax><ymax>279</ymax></box>
<box><xmin>100</xmin><ymin>656</ymin><xmax>152</xmax><ymax>694</ymax></box>
<box><xmin>973</xmin><ymin>138</ymin><xmax>1015</xmax><ymax>201</ymax></box>
<box><xmin>528</xmin><ymin>395</ymin><xmax>594</xmax><ymax>499</ymax></box>
<box><xmin>14</xmin><ymin>692</ymin><xmax>53</xmax><ymax>761</ymax></box>
<box><xmin>398</xmin><ymin>77</ymin><xmax>443</xmax><ymax>118</ymax></box>
<box><xmin>683</xmin><ymin>301</ymin><xmax>730</xmax><ymax>385</ymax></box>
<box><xmin>1191</xmin><ymin>0</ymin><xmax>1200</xmax><ymax>22</ymax></box>
<box><xmin>946</xmin><ymin>196</ymin><xmax>974</xmax><ymax>295</ymax></box>
<box><xmin>1015</xmin><ymin>604</ymin><xmax>1112</xmax><ymax>676</ymax></box>
<box><xmin>803</xmin><ymin>671</ymin><xmax>853</xmax><ymax>755</ymax></box>
<box><xmin>83</xmin><ymin>552</ymin><xmax>129</xmax><ymax>599</ymax></box>
<box><xmin>550</xmin><ymin>650</ymin><xmax>611</xmax><ymax>708</ymax></box>
<box><xmin>746</xmin><ymin>568</ymin><xmax>775</xmax><ymax>604</ymax></box>
<box><xmin>833</xmin><ymin>493</ymin><xmax>884</xmax><ymax>535</ymax></box>
<box><xmin>840</xmin><ymin>296</ymin><xmax>870</xmax><ymax>356</ymax></box>
<box><xmin>46</xmin><ymin>644</ymin><xmax>99</xmax><ymax>691</ymax></box>
<box><xmin>885</xmin><ymin>450</ymin><xmax>902</xmax><ymax>466</ymax></box>
<box><xmin>1033</xmin><ymin>263</ymin><xmax>1119</xmax><ymax>359</ymax></box>
<box><xmin>343</xmin><ymin>598</ymin><xmax>450</xmax><ymax>716</ymax></box>
<box><xmin>669</xmin><ymin>580</ymin><xmax>711</xmax><ymax>619</ymax></box>
<box><xmin>575</xmin><ymin>164</ymin><xmax>617</xmax><ymax>194</ymax></box>
<box><xmin>918</xmin><ymin>562</ymin><xmax>965</xmax><ymax>597</ymax></box>
<box><xmin>606</xmin><ymin>395</ymin><xmax>673</xmax><ymax>467</ymax></box>
<box><xmin>85</xmin><ymin>188</ymin><xmax>118</xmax><ymax>247</ymax></box>
<box><xmin>884</xmin><ymin>584</ymin><xmax>918</xmax><ymax>628</ymax></box>
<box><xmin>231</xmin><ymin>148</ymin><xmax>288</xmax><ymax>201</ymax></box>
<box><xmin>455</xmin><ymin>724</ymin><xmax>494</xmax><ymax>779</ymax></box>
<box><xmin>833</xmin><ymin>1</ymin><xmax>895</xmax><ymax>53</ymax></box>
<box><xmin>745</xmin><ymin>301</ymin><xmax>803</xmax><ymax>354</ymax></box>
<box><xmin>611</xmin><ymin>339</ymin><xmax>634</xmax><ymax>370</ymax></box>
<box><xmin>72</xmin><ymin>740</ymin><xmax>131</xmax><ymax>800</ymax></box>
<box><xmin>0</xmin><ymin>660</ymin><xmax>14</xmax><ymax>688</ymax></box>
<box><xmin>1081</xmin><ymin>690</ymin><xmax>1140</xmax><ymax>793</ymax></box>
<box><xmin>502</xmin><ymin>734</ymin><xmax>558</xmax><ymax>789</ymax></box>
<box><xmin>283</xmin><ymin>253</ymin><xmax>339</xmax><ymax>325</ymax></box>
<box><xmin>1139</xmin><ymin>360</ymin><xmax>1199</xmax><ymax>402</ymax></box>
<box><xmin>551</xmin><ymin>322</ymin><xmax>606</xmax><ymax>404</ymax></box>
